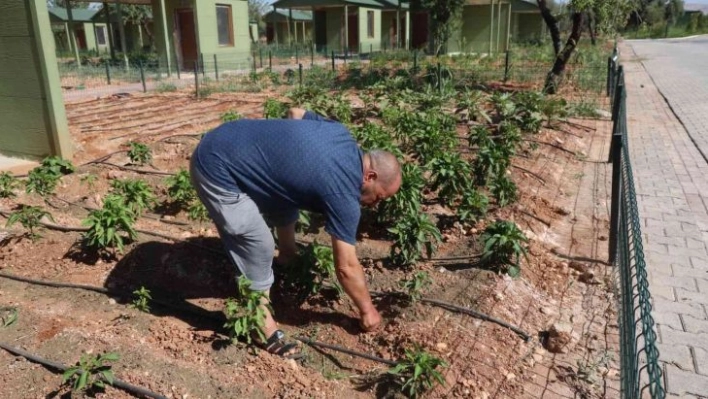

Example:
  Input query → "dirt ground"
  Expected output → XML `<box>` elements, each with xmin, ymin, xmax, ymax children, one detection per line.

<box><xmin>0</xmin><ymin>88</ymin><xmax>619</xmax><ymax>399</ymax></box>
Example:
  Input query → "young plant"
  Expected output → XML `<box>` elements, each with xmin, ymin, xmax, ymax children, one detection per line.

<box><xmin>400</xmin><ymin>271</ymin><xmax>432</xmax><ymax>303</ymax></box>
<box><xmin>1</xmin><ymin>307</ymin><xmax>18</xmax><ymax>328</ymax></box>
<box><xmin>25</xmin><ymin>167</ymin><xmax>61</xmax><ymax>197</ymax></box>
<box><xmin>82</xmin><ymin>194</ymin><xmax>137</xmax><ymax>254</ymax></box>
<box><xmin>80</xmin><ymin>173</ymin><xmax>98</xmax><ymax>190</ymax></box>
<box><xmin>285</xmin><ymin>241</ymin><xmax>343</xmax><ymax>299</ymax></box>
<box><xmin>129</xmin><ymin>286</ymin><xmax>152</xmax><ymax>313</ymax></box>
<box><xmin>221</xmin><ymin>110</ymin><xmax>243</xmax><ymax>122</ymax></box>
<box><xmin>263</xmin><ymin>98</ymin><xmax>289</xmax><ymax>119</ymax></box>
<box><xmin>542</xmin><ymin>97</ymin><xmax>568</xmax><ymax>127</ymax></box>
<box><xmin>6</xmin><ymin>205</ymin><xmax>53</xmax><ymax>241</ymax></box>
<box><xmin>426</xmin><ymin>152</ymin><xmax>473</xmax><ymax>206</ymax></box>
<box><xmin>0</xmin><ymin>172</ymin><xmax>20</xmax><ymax>198</ymax></box>
<box><xmin>388</xmin><ymin>212</ymin><xmax>443</xmax><ymax>266</ymax></box>
<box><xmin>40</xmin><ymin>156</ymin><xmax>75</xmax><ymax>176</ymax></box>
<box><xmin>388</xmin><ymin>345</ymin><xmax>448</xmax><ymax>398</ymax></box>
<box><xmin>187</xmin><ymin>199</ymin><xmax>210</xmax><ymax>222</ymax></box>
<box><xmin>457</xmin><ymin>189</ymin><xmax>489</xmax><ymax>223</ymax></box>
<box><xmin>489</xmin><ymin>173</ymin><xmax>518</xmax><ymax>207</ymax></box>
<box><xmin>481</xmin><ymin>220</ymin><xmax>529</xmax><ymax>277</ymax></box>
<box><xmin>62</xmin><ymin>352</ymin><xmax>119</xmax><ymax>393</ymax></box>
<box><xmin>377</xmin><ymin>163</ymin><xmax>425</xmax><ymax>223</ymax></box>
<box><xmin>295</xmin><ymin>210</ymin><xmax>311</xmax><ymax>234</ymax></box>
<box><xmin>127</xmin><ymin>142</ymin><xmax>152</xmax><ymax>166</ymax></box>
<box><xmin>165</xmin><ymin>169</ymin><xmax>196</xmax><ymax>208</ymax></box>
<box><xmin>223</xmin><ymin>275</ymin><xmax>271</xmax><ymax>344</ymax></box>
<box><xmin>110</xmin><ymin>178</ymin><xmax>155</xmax><ymax>215</ymax></box>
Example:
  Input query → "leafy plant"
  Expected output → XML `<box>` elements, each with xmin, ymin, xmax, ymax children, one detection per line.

<box><xmin>62</xmin><ymin>352</ymin><xmax>119</xmax><ymax>393</ymax></box>
<box><xmin>285</xmin><ymin>241</ymin><xmax>343</xmax><ymax>299</ymax></box>
<box><xmin>481</xmin><ymin>220</ymin><xmax>529</xmax><ymax>276</ymax></box>
<box><xmin>6</xmin><ymin>205</ymin><xmax>53</xmax><ymax>241</ymax></box>
<box><xmin>426</xmin><ymin>152</ymin><xmax>473</xmax><ymax>205</ymax></box>
<box><xmin>489</xmin><ymin>173</ymin><xmax>518</xmax><ymax>207</ymax></box>
<box><xmin>542</xmin><ymin>97</ymin><xmax>568</xmax><ymax>127</ymax></box>
<box><xmin>296</xmin><ymin>210</ymin><xmax>311</xmax><ymax>234</ymax></box>
<box><xmin>377</xmin><ymin>163</ymin><xmax>425</xmax><ymax>223</ymax></box>
<box><xmin>263</xmin><ymin>98</ymin><xmax>289</xmax><ymax>119</ymax></box>
<box><xmin>129</xmin><ymin>286</ymin><xmax>151</xmax><ymax>313</ymax></box>
<box><xmin>221</xmin><ymin>110</ymin><xmax>243</xmax><ymax>122</ymax></box>
<box><xmin>223</xmin><ymin>275</ymin><xmax>271</xmax><ymax>344</ymax></box>
<box><xmin>187</xmin><ymin>199</ymin><xmax>210</xmax><ymax>222</ymax></box>
<box><xmin>127</xmin><ymin>142</ymin><xmax>152</xmax><ymax>166</ymax></box>
<box><xmin>0</xmin><ymin>172</ymin><xmax>20</xmax><ymax>198</ymax></box>
<box><xmin>165</xmin><ymin>169</ymin><xmax>196</xmax><ymax>208</ymax></box>
<box><xmin>80</xmin><ymin>174</ymin><xmax>98</xmax><ymax>190</ymax></box>
<box><xmin>400</xmin><ymin>272</ymin><xmax>432</xmax><ymax>303</ymax></box>
<box><xmin>25</xmin><ymin>167</ymin><xmax>61</xmax><ymax>197</ymax></box>
<box><xmin>110</xmin><ymin>178</ymin><xmax>155</xmax><ymax>215</ymax></box>
<box><xmin>40</xmin><ymin>156</ymin><xmax>75</xmax><ymax>176</ymax></box>
<box><xmin>514</xmin><ymin>91</ymin><xmax>545</xmax><ymax>133</ymax></box>
<box><xmin>82</xmin><ymin>195</ymin><xmax>137</xmax><ymax>254</ymax></box>
<box><xmin>351</xmin><ymin>121</ymin><xmax>403</xmax><ymax>158</ymax></box>
<box><xmin>389</xmin><ymin>212</ymin><xmax>443</xmax><ymax>266</ymax></box>
<box><xmin>388</xmin><ymin>345</ymin><xmax>448</xmax><ymax>398</ymax></box>
<box><xmin>490</xmin><ymin>92</ymin><xmax>517</xmax><ymax>122</ymax></box>
<box><xmin>457</xmin><ymin>189</ymin><xmax>489</xmax><ymax>223</ymax></box>
<box><xmin>455</xmin><ymin>89</ymin><xmax>490</xmax><ymax>123</ymax></box>
<box><xmin>1</xmin><ymin>307</ymin><xmax>18</xmax><ymax>328</ymax></box>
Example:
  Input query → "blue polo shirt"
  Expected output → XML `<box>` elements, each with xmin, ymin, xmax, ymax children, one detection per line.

<box><xmin>194</xmin><ymin>112</ymin><xmax>364</xmax><ymax>244</ymax></box>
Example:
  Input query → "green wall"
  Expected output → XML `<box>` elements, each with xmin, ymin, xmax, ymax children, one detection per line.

<box><xmin>358</xmin><ymin>7</ymin><xmax>381</xmax><ymax>52</ymax></box>
<box><xmin>381</xmin><ymin>10</ymin><xmax>409</xmax><ymax>50</ymax></box>
<box><xmin>513</xmin><ymin>13</ymin><xmax>543</xmax><ymax>42</ymax></box>
<box><xmin>448</xmin><ymin>3</ymin><xmax>509</xmax><ymax>54</ymax></box>
<box><xmin>271</xmin><ymin>20</ymin><xmax>312</xmax><ymax>44</ymax></box>
<box><xmin>0</xmin><ymin>0</ymin><xmax>72</xmax><ymax>159</ymax></box>
<box><xmin>195</xmin><ymin>0</ymin><xmax>250</xmax><ymax>66</ymax></box>
<box><xmin>325</xmin><ymin>7</ymin><xmax>343</xmax><ymax>51</ymax></box>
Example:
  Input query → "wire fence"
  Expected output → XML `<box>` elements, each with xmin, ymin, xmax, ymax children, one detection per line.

<box><xmin>607</xmin><ymin>54</ymin><xmax>666</xmax><ymax>399</ymax></box>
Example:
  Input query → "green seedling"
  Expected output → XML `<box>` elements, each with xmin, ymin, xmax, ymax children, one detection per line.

<box><xmin>377</xmin><ymin>163</ymin><xmax>425</xmax><ymax>223</ymax></box>
<box><xmin>80</xmin><ymin>174</ymin><xmax>98</xmax><ymax>190</ymax></box>
<box><xmin>489</xmin><ymin>173</ymin><xmax>518</xmax><ymax>207</ymax></box>
<box><xmin>388</xmin><ymin>212</ymin><xmax>443</xmax><ymax>266</ymax></box>
<box><xmin>127</xmin><ymin>142</ymin><xmax>152</xmax><ymax>166</ymax></box>
<box><xmin>296</xmin><ymin>210</ymin><xmax>311</xmax><ymax>234</ymax></box>
<box><xmin>6</xmin><ymin>205</ymin><xmax>53</xmax><ymax>241</ymax></box>
<box><xmin>388</xmin><ymin>345</ymin><xmax>448</xmax><ymax>398</ymax></box>
<box><xmin>457</xmin><ymin>189</ymin><xmax>489</xmax><ymax>223</ymax></box>
<box><xmin>481</xmin><ymin>220</ymin><xmax>529</xmax><ymax>277</ymax></box>
<box><xmin>263</xmin><ymin>98</ymin><xmax>289</xmax><ymax>119</ymax></box>
<box><xmin>165</xmin><ymin>169</ymin><xmax>196</xmax><ymax>208</ymax></box>
<box><xmin>129</xmin><ymin>286</ymin><xmax>152</xmax><ymax>313</ymax></box>
<box><xmin>25</xmin><ymin>167</ymin><xmax>61</xmax><ymax>197</ymax></box>
<box><xmin>285</xmin><ymin>241</ymin><xmax>343</xmax><ymax>299</ymax></box>
<box><xmin>82</xmin><ymin>194</ymin><xmax>137</xmax><ymax>254</ymax></box>
<box><xmin>221</xmin><ymin>110</ymin><xmax>243</xmax><ymax>122</ymax></box>
<box><xmin>426</xmin><ymin>152</ymin><xmax>473</xmax><ymax>206</ymax></box>
<box><xmin>223</xmin><ymin>275</ymin><xmax>271</xmax><ymax>344</ymax></box>
<box><xmin>187</xmin><ymin>199</ymin><xmax>210</xmax><ymax>222</ymax></box>
<box><xmin>0</xmin><ymin>172</ymin><xmax>19</xmax><ymax>198</ymax></box>
<box><xmin>400</xmin><ymin>271</ymin><xmax>432</xmax><ymax>303</ymax></box>
<box><xmin>1</xmin><ymin>307</ymin><xmax>18</xmax><ymax>327</ymax></box>
<box><xmin>40</xmin><ymin>156</ymin><xmax>75</xmax><ymax>176</ymax></box>
<box><xmin>62</xmin><ymin>352</ymin><xmax>119</xmax><ymax>393</ymax></box>
<box><xmin>110</xmin><ymin>178</ymin><xmax>155</xmax><ymax>215</ymax></box>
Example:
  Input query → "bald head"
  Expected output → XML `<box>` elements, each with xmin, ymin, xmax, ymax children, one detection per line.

<box><xmin>367</xmin><ymin>150</ymin><xmax>401</xmax><ymax>188</ymax></box>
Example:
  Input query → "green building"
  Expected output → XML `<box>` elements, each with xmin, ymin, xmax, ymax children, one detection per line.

<box><xmin>48</xmin><ymin>6</ymin><xmax>107</xmax><ymax>55</ymax></box>
<box><xmin>265</xmin><ymin>9</ymin><xmax>313</xmax><ymax>45</ymax></box>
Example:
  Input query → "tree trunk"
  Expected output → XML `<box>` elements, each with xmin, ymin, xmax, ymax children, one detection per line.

<box><xmin>537</xmin><ymin>0</ymin><xmax>561</xmax><ymax>56</ymax></box>
<box><xmin>544</xmin><ymin>12</ymin><xmax>583</xmax><ymax>94</ymax></box>
<box><xmin>587</xmin><ymin>10</ymin><xmax>597</xmax><ymax>45</ymax></box>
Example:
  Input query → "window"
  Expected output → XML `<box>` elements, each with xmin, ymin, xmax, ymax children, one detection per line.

<box><xmin>95</xmin><ymin>26</ymin><xmax>107</xmax><ymax>45</ymax></box>
<box><xmin>216</xmin><ymin>4</ymin><xmax>234</xmax><ymax>46</ymax></box>
<box><xmin>367</xmin><ymin>11</ymin><xmax>375</xmax><ymax>38</ymax></box>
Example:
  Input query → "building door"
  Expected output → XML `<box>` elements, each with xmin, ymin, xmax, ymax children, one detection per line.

<box><xmin>75</xmin><ymin>27</ymin><xmax>87</xmax><ymax>50</ymax></box>
<box><xmin>346</xmin><ymin>13</ymin><xmax>358</xmax><ymax>52</ymax></box>
<box><xmin>412</xmin><ymin>12</ymin><xmax>428</xmax><ymax>50</ymax></box>
<box><xmin>390</xmin><ymin>16</ymin><xmax>407</xmax><ymax>48</ymax></box>
<box><xmin>314</xmin><ymin>10</ymin><xmax>327</xmax><ymax>51</ymax></box>
<box><xmin>176</xmin><ymin>9</ymin><xmax>198</xmax><ymax>70</ymax></box>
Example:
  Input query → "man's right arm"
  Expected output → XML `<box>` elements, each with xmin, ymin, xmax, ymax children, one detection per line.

<box><xmin>331</xmin><ymin>237</ymin><xmax>381</xmax><ymax>332</ymax></box>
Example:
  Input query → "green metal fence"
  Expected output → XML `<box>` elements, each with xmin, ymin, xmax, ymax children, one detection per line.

<box><xmin>607</xmin><ymin>56</ymin><xmax>666</xmax><ymax>399</ymax></box>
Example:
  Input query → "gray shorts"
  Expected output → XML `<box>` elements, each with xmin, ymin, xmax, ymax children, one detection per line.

<box><xmin>190</xmin><ymin>159</ymin><xmax>296</xmax><ymax>291</ymax></box>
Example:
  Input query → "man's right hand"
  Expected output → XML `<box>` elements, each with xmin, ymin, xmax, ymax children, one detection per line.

<box><xmin>360</xmin><ymin>307</ymin><xmax>382</xmax><ymax>332</ymax></box>
<box><xmin>287</xmin><ymin>108</ymin><xmax>307</xmax><ymax>120</ymax></box>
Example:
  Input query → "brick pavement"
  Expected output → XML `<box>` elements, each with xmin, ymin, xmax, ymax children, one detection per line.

<box><xmin>622</xmin><ymin>38</ymin><xmax>708</xmax><ymax>398</ymax></box>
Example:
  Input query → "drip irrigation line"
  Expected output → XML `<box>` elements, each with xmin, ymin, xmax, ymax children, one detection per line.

<box><xmin>522</xmin><ymin>139</ymin><xmax>577</xmax><ymax>156</ymax></box>
<box><xmin>80</xmin><ymin>150</ymin><xmax>124</xmax><ymax>166</ymax></box>
<box><xmin>518</xmin><ymin>209</ymin><xmax>551</xmax><ymax>227</ymax></box>
<box><xmin>157</xmin><ymin>133</ymin><xmax>202</xmax><ymax>142</ymax></box>
<box><xmin>50</xmin><ymin>196</ymin><xmax>191</xmax><ymax>227</ymax></box>
<box><xmin>0</xmin><ymin>272</ymin><xmax>110</xmax><ymax>295</ymax></box>
<box><xmin>559</xmin><ymin>119</ymin><xmax>596</xmax><ymax>131</ymax></box>
<box><xmin>294</xmin><ymin>336</ymin><xmax>397</xmax><ymax>366</ymax></box>
<box><xmin>94</xmin><ymin>161</ymin><xmax>175</xmax><ymax>176</ymax></box>
<box><xmin>511</xmin><ymin>165</ymin><xmax>546</xmax><ymax>185</ymax></box>
<box><xmin>0</xmin><ymin>341</ymin><xmax>169</xmax><ymax>399</ymax></box>
<box><xmin>369</xmin><ymin>291</ymin><xmax>531</xmax><ymax>342</ymax></box>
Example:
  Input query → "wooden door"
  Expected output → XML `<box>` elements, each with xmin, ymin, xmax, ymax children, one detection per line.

<box><xmin>176</xmin><ymin>9</ymin><xmax>198</xmax><ymax>70</ymax></box>
<box><xmin>412</xmin><ymin>12</ymin><xmax>429</xmax><ymax>50</ymax></box>
<box><xmin>347</xmin><ymin>14</ymin><xmax>358</xmax><ymax>52</ymax></box>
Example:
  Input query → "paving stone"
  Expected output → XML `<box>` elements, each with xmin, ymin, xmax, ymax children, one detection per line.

<box><xmin>654</xmin><ymin>277</ymin><xmax>699</xmax><ymax>292</ymax></box>
<box><xmin>683</xmin><ymin>315</ymin><xmax>708</xmax><ymax>334</ymax></box>
<box><xmin>671</xmin><ymin>264</ymin><xmax>708</xmax><ymax>280</ymax></box>
<box><xmin>653</xmin><ymin>311</ymin><xmax>686</xmax><ymax>332</ymax></box>
<box><xmin>675</xmin><ymin>288</ymin><xmax>708</xmax><ymax>306</ymax></box>
<box><xmin>695</xmin><ymin>347</ymin><xmax>708</xmax><ymax>376</ymax></box>
<box><xmin>664</xmin><ymin>365</ymin><xmax>708</xmax><ymax>396</ymax></box>
<box><xmin>656</xmin><ymin>343</ymin><xmax>695</xmax><ymax>372</ymax></box>
<box><xmin>660</xmin><ymin>326</ymin><xmax>708</xmax><ymax>351</ymax></box>
<box><xmin>653</xmin><ymin>297</ymin><xmax>707</xmax><ymax>321</ymax></box>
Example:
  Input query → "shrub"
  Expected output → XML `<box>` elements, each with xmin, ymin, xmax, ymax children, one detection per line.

<box><xmin>82</xmin><ymin>195</ymin><xmax>137</xmax><ymax>254</ymax></box>
<box><xmin>388</xmin><ymin>345</ymin><xmax>448</xmax><ymax>398</ymax></box>
<box><xmin>0</xmin><ymin>172</ymin><xmax>20</xmax><ymax>198</ymax></box>
<box><xmin>481</xmin><ymin>220</ymin><xmax>528</xmax><ymax>276</ymax></box>
<box><xmin>223</xmin><ymin>276</ymin><xmax>270</xmax><ymax>344</ymax></box>
<box><xmin>6</xmin><ymin>205</ymin><xmax>53</xmax><ymax>241</ymax></box>
<box><xmin>127</xmin><ymin>142</ymin><xmax>152</xmax><ymax>166</ymax></box>
<box><xmin>110</xmin><ymin>179</ymin><xmax>155</xmax><ymax>215</ymax></box>
<box><xmin>62</xmin><ymin>352</ymin><xmax>119</xmax><ymax>394</ymax></box>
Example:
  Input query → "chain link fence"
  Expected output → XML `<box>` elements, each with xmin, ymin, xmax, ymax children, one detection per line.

<box><xmin>607</xmin><ymin>54</ymin><xmax>666</xmax><ymax>399</ymax></box>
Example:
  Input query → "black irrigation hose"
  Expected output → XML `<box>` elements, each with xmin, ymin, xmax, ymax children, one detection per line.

<box><xmin>511</xmin><ymin>164</ymin><xmax>546</xmax><ymax>185</ymax></box>
<box><xmin>0</xmin><ymin>341</ymin><xmax>169</xmax><ymax>399</ymax></box>
<box><xmin>94</xmin><ymin>161</ymin><xmax>175</xmax><ymax>176</ymax></box>
<box><xmin>522</xmin><ymin>139</ymin><xmax>577</xmax><ymax>156</ymax></box>
<box><xmin>49</xmin><ymin>196</ymin><xmax>191</xmax><ymax>228</ymax></box>
<box><xmin>0</xmin><ymin>272</ymin><xmax>110</xmax><ymax>295</ymax></box>
<box><xmin>370</xmin><ymin>291</ymin><xmax>531</xmax><ymax>342</ymax></box>
<box><xmin>294</xmin><ymin>336</ymin><xmax>397</xmax><ymax>366</ymax></box>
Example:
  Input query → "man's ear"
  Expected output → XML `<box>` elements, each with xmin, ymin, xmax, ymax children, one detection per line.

<box><xmin>364</xmin><ymin>170</ymin><xmax>378</xmax><ymax>183</ymax></box>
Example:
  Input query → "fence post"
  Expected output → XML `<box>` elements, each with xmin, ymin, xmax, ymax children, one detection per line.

<box><xmin>176</xmin><ymin>62</ymin><xmax>180</xmax><ymax>80</ymax></box>
<box><xmin>200</xmin><ymin>53</ymin><xmax>205</xmax><ymax>78</ymax></box>
<box><xmin>370</xmin><ymin>43</ymin><xmax>373</xmax><ymax>55</ymax></box>
<box><xmin>311</xmin><ymin>42</ymin><xmax>315</xmax><ymax>66</ymax></box>
<box><xmin>139</xmin><ymin>62</ymin><xmax>146</xmax><ymax>92</ymax></box>
<box><xmin>252</xmin><ymin>54</ymin><xmax>257</xmax><ymax>80</ymax></box>
<box><xmin>504</xmin><ymin>50</ymin><xmax>511</xmax><ymax>82</ymax></box>
<box><xmin>608</xmin><ymin>69</ymin><xmax>624</xmax><ymax>264</ymax></box>
<box><xmin>295</xmin><ymin>46</ymin><xmax>299</xmax><ymax>65</ymax></box>
<box><xmin>344</xmin><ymin>47</ymin><xmax>348</xmax><ymax>65</ymax></box>
<box><xmin>606</xmin><ymin>57</ymin><xmax>613</xmax><ymax>97</ymax></box>
<box><xmin>437</xmin><ymin>62</ymin><xmax>442</xmax><ymax>93</ymax></box>
<box><xmin>194</xmin><ymin>60</ymin><xmax>200</xmax><ymax>99</ymax></box>
<box><xmin>105</xmin><ymin>62</ymin><xmax>111</xmax><ymax>85</ymax></box>
<box><xmin>413</xmin><ymin>50</ymin><xmax>418</xmax><ymax>72</ymax></box>
<box><xmin>269</xmin><ymin>50</ymin><xmax>273</xmax><ymax>71</ymax></box>
<box><xmin>298</xmin><ymin>63</ymin><xmax>303</xmax><ymax>87</ymax></box>
<box><xmin>214</xmin><ymin>54</ymin><xmax>219</xmax><ymax>81</ymax></box>
<box><xmin>259</xmin><ymin>48</ymin><xmax>263</xmax><ymax>68</ymax></box>
<box><xmin>331</xmin><ymin>51</ymin><xmax>335</xmax><ymax>72</ymax></box>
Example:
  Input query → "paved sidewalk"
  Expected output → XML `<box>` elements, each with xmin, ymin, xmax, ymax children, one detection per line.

<box><xmin>622</xmin><ymin>40</ymin><xmax>708</xmax><ymax>398</ymax></box>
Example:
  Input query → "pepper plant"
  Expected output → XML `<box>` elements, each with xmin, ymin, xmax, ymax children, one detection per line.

<box><xmin>82</xmin><ymin>194</ymin><xmax>137</xmax><ymax>255</ymax></box>
<box><xmin>377</xmin><ymin>163</ymin><xmax>425</xmax><ymax>223</ymax></box>
<box><xmin>457</xmin><ymin>189</ymin><xmax>489</xmax><ymax>223</ymax></box>
<box><xmin>388</xmin><ymin>212</ymin><xmax>443</xmax><ymax>266</ymax></box>
<box><xmin>62</xmin><ymin>352</ymin><xmax>119</xmax><ymax>394</ymax></box>
<box><xmin>165</xmin><ymin>169</ymin><xmax>196</xmax><ymax>209</ymax></box>
<box><xmin>110</xmin><ymin>178</ymin><xmax>155</xmax><ymax>215</ymax></box>
<box><xmin>481</xmin><ymin>220</ymin><xmax>529</xmax><ymax>277</ymax></box>
<box><xmin>6</xmin><ymin>205</ymin><xmax>53</xmax><ymax>241</ymax></box>
<box><xmin>221</xmin><ymin>110</ymin><xmax>243</xmax><ymax>122</ymax></box>
<box><xmin>263</xmin><ymin>98</ymin><xmax>289</xmax><ymax>119</ymax></box>
<box><xmin>426</xmin><ymin>152</ymin><xmax>473</xmax><ymax>206</ymax></box>
<box><xmin>129</xmin><ymin>286</ymin><xmax>152</xmax><ymax>313</ymax></box>
<box><xmin>400</xmin><ymin>271</ymin><xmax>432</xmax><ymax>303</ymax></box>
<box><xmin>388</xmin><ymin>345</ymin><xmax>448</xmax><ymax>398</ymax></box>
<box><xmin>284</xmin><ymin>241</ymin><xmax>343</xmax><ymax>299</ymax></box>
<box><xmin>0</xmin><ymin>172</ymin><xmax>19</xmax><ymax>198</ymax></box>
<box><xmin>25</xmin><ymin>156</ymin><xmax>75</xmax><ymax>197</ymax></box>
<box><xmin>127</xmin><ymin>142</ymin><xmax>152</xmax><ymax>166</ymax></box>
<box><xmin>223</xmin><ymin>275</ymin><xmax>271</xmax><ymax>344</ymax></box>
<box><xmin>187</xmin><ymin>200</ymin><xmax>210</xmax><ymax>222</ymax></box>
<box><xmin>489</xmin><ymin>173</ymin><xmax>518</xmax><ymax>207</ymax></box>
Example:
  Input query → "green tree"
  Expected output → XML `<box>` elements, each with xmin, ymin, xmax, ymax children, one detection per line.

<box><xmin>413</xmin><ymin>0</ymin><xmax>466</xmax><ymax>55</ymax></box>
<box><xmin>121</xmin><ymin>5</ymin><xmax>153</xmax><ymax>50</ymax></box>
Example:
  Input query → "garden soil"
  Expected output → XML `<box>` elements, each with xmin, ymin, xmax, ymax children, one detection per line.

<box><xmin>0</xmin><ymin>90</ymin><xmax>620</xmax><ymax>398</ymax></box>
